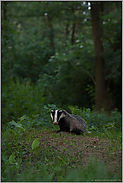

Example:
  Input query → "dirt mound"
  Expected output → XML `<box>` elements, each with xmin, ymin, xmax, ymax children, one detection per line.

<box><xmin>32</xmin><ymin>131</ymin><xmax>121</xmax><ymax>174</ymax></box>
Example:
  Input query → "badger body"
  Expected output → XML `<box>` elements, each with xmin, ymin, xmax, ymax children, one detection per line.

<box><xmin>50</xmin><ymin>110</ymin><xmax>86</xmax><ymax>135</ymax></box>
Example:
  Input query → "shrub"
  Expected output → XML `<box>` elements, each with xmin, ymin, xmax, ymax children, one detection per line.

<box><xmin>2</xmin><ymin>78</ymin><xmax>59</xmax><ymax>126</ymax></box>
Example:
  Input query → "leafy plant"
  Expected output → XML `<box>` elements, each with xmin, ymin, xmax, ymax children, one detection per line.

<box><xmin>2</xmin><ymin>79</ymin><xmax>59</xmax><ymax>125</ymax></box>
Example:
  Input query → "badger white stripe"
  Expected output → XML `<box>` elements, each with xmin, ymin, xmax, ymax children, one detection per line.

<box><xmin>54</xmin><ymin>110</ymin><xmax>58</xmax><ymax>122</ymax></box>
<box><xmin>50</xmin><ymin>113</ymin><xmax>53</xmax><ymax>120</ymax></box>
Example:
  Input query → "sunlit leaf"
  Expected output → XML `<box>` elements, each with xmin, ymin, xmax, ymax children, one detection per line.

<box><xmin>9</xmin><ymin>152</ymin><xmax>16</xmax><ymax>164</ymax></box>
<box><xmin>32</xmin><ymin>138</ymin><xmax>40</xmax><ymax>150</ymax></box>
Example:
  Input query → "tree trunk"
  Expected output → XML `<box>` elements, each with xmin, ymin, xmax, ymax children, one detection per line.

<box><xmin>47</xmin><ymin>16</ymin><xmax>55</xmax><ymax>54</ymax></box>
<box><xmin>3</xmin><ymin>1</ymin><xmax>7</xmax><ymax>21</ymax></box>
<box><xmin>71</xmin><ymin>7</ymin><xmax>76</xmax><ymax>45</ymax></box>
<box><xmin>65</xmin><ymin>22</ymin><xmax>69</xmax><ymax>41</ymax></box>
<box><xmin>75</xmin><ymin>5</ymin><xmax>81</xmax><ymax>38</ymax></box>
<box><xmin>2</xmin><ymin>2</ymin><xmax>8</xmax><ymax>46</ymax></box>
<box><xmin>91</xmin><ymin>2</ymin><xmax>113</xmax><ymax>114</ymax></box>
<box><xmin>71</xmin><ymin>22</ymin><xmax>75</xmax><ymax>45</ymax></box>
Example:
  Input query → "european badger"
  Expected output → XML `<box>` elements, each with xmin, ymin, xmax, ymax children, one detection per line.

<box><xmin>50</xmin><ymin>109</ymin><xmax>86</xmax><ymax>135</ymax></box>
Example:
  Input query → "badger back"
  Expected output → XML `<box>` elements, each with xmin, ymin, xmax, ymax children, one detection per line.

<box><xmin>72</xmin><ymin>114</ymin><xmax>86</xmax><ymax>133</ymax></box>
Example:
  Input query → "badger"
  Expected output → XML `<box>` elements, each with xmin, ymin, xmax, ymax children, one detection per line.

<box><xmin>50</xmin><ymin>109</ymin><xmax>86</xmax><ymax>135</ymax></box>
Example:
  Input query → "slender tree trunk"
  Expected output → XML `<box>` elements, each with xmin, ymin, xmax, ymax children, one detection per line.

<box><xmin>91</xmin><ymin>2</ymin><xmax>113</xmax><ymax>114</ymax></box>
<box><xmin>71</xmin><ymin>22</ymin><xmax>75</xmax><ymax>45</ymax></box>
<box><xmin>65</xmin><ymin>22</ymin><xmax>69</xmax><ymax>41</ymax></box>
<box><xmin>71</xmin><ymin>5</ymin><xmax>80</xmax><ymax>44</ymax></box>
<box><xmin>47</xmin><ymin>16</ymin><xmax>55</xmax><ymax>54</ymax></box>
<box><xmin>2</xmin><ymin>2</ymin><xmax>8</xmax><ymax>46</ymax></box>
<box><xmin>75</xmin><ymin>5</ymin><xmax>81</xmax><ymax>38</ymax></box>
<box><xmin>3</xmin><ymin>1</ymin><xmax>7</xmax><ymax>21</ymax></box>
<box><xmin>71</xmin><ymin>7</ymin><xmax>76</xmax><ymax>45</ymax></box>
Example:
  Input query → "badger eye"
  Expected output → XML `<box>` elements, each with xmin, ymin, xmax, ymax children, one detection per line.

<box><xmin>59</xmin><ymin>110</ymin><xmax>62</xmax><ymax>113</ymax></box>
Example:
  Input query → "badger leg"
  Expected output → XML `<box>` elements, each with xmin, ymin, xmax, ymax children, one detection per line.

<box><xmin>70</xmin><ymin>127</ymin><xmax>74</xmax><ymax>133</ymax></box>
<box><xmin>57</xmin><ymin>126</ymin><xmax>64</xmax><ymax>132</ymax></box>
<box><xmin>70</xmin><ymin>127</ymin><xmax>84</xmax><ymax>135</ymax></box>
<box><xmin>78</xmin><ymin>130</ymin><xmax>84</xmax><ymax>135</ymax></box>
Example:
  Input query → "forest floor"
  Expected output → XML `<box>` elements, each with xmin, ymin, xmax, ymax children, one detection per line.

<box><xmin>2</xmin><ymin>129</ymin><xmax>122</xmax><ymax>181</ymax></box>
<box><xmin>24</xmin><ymin>130</ymin><xmax>122</xmax><ymax>175</ymax></box>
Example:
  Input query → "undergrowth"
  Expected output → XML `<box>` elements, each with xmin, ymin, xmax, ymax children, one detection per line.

<box><xmin>1</xmin><ymin>80</ymin><xmax>122</xmax><ymax>181</ymax></box>
<box><xmin>2</xmin><ymin>127</ymin><xmax>122</xmax><ymax>182</ymax></box>
<box><xmin>2</xmin><ymin>105</ymin><xmax>122</xmax><ymax>181</ymax></box>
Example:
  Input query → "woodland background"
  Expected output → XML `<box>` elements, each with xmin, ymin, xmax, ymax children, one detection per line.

<box><xmin>2</xmin><ymin>2</ymin><xmax>121</xmax><ymax>121</ymax></box>
<box><xmin>1</xmin><ymin>2</ymin><xmax>122</xmax><ymax>181</ymax></box>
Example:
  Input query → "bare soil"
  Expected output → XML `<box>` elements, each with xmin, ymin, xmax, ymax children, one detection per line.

<box><xmin>32</xmin><ymin>130</ymin><xmax>122</xmax><ymax>174</ymax></box>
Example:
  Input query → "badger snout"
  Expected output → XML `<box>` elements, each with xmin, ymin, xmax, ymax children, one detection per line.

<box><xmin>53</xmin><ymin>122</ymin><xmax>58</xmax><ymax>125</ymax></box>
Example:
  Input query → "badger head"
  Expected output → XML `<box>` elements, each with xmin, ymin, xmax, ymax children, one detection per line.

<box><xmin>50</xmin><ymin>110</ymin><xmax>66</xmax><ymax>125</ymax></box>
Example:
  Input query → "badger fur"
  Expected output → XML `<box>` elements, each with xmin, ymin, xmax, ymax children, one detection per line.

<box><xmin>50</xmin><ymin>109</ymin><xmax>86</xmax><ymax>135</ymax></box>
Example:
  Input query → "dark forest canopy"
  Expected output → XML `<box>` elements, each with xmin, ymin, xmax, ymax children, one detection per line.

<box><xmin>1</xmin><ymin>1</ymin><xmax>122</xmax><ymax>121</ymax></box>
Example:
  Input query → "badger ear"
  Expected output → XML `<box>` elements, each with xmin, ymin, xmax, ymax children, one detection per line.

<box><xmin>50</xmin><ymin>112</ymin><xmax>53</xmax><ymax>120</ymax></box>
<box><xmin>51</xmin><ymin>110</ymin><xmax>55</xmax><ymax>120</ymax></box>
<box><xmin>50</xmin><ymin>114</ymin><xmax>53</xmax><ymax>120</ymax></box>
<box><xmin>59</xmin><ymin>110</ymin><xmax>63</xmax><ymax>113</ymax></box>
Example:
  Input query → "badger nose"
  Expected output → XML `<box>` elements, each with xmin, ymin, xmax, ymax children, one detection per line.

<box><xmin>53</xmin><ymin>121</ymin><xmax>58</xmax><ymax>125</ymax></box>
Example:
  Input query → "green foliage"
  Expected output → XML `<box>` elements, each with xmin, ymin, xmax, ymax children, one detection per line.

<box><xmin>8</xmin><ymin>152</ymin><xmax>16</xmax><ymax>164</ymax></box>
<box><xmin>2</xmin><ymin>79</ymin><xmax>45</xmax><ymax>123</ymax></box>
<box><xmin>2</xmin><ymin>125</ymin><xmax>121</xmax><ymax>182</ymax></box>
<box><xmin>1</xmin><ymin>2</ymin><xmax>122</xmax><ymax>181</ymax></box>
<box><xmin>101</xmin><ymin>5</ymin><xmax>122</xmax><ymax>111</ymax></box>
<box><xmin>39</xmin><ymin>39</ymin><xmax>95</xmax><ymax>108</ymax></box>
<box><xmin>2</xmin><ymin>13</ymin><xmax>54</xmax><ymax>83</ymax></box>
<box><xmin>2</xmin><ymin>104</ymin><xmax>121</xmax><ymax>181</ymax></box>
<box><xmin>2</xmin><ymin>77</ymin><xmax>121</xmax><ymax>134</ymax></box>
<box><xmin>2</xmin><ymin>155</ymin><xmax>121</xmax><ymax>181</ymax></box>
<box><xmin>1</xmin><ymin>2</ymin><xmax>122</xmax><ymax>111</ymax></box>
<box><xmin>61</xmin><ymin>157</ymin><xmax>121</xmax><ymax>182</ymax></box>
<box><xmin>31</xmin><ymin>138</ymin><xmax>40</xmax><ymax>150</ymax></box>
<box><xmin>9</xmin><ymin>120</ymin><xmax>25</xmax><ymax>131</ymax></box>
<box><xmin>69</xmin><ymin>106</ymin><xmax>122</xmax><ymax>134</ymax></box>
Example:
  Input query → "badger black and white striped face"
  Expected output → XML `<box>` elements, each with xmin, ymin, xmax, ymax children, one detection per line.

<box><xmin>50</xmin><ymin>110</ymin><xmax>64</xmax><ymax>125</ymax></box>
